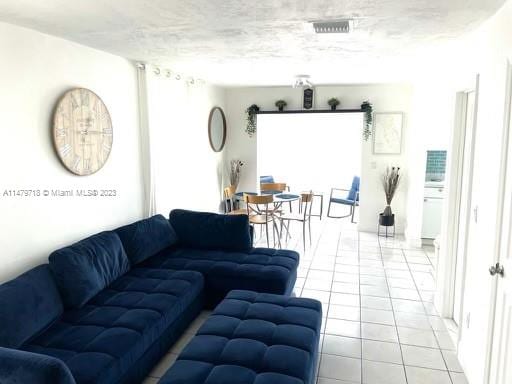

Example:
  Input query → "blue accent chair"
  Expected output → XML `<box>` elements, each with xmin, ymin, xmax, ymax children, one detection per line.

<box><xmin>327</xmin><ymin>176</ymin><xmax>360</xmax><ymax>223</ymax></box>
<box><xmin>259</xmin><ymin>175</ymin><xmax>275</xmax><ymax>184</ymax></box>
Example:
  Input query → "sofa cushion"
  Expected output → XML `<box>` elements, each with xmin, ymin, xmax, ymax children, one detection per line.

<box><xmin>169</xmin><ymin>209</ymin><xmax>252</xmax><ymax>252</ymax></box>
<box><xmin>115</xmin><ymin>214</ymin><xmax>179</xmax><ymax>265</ymax></box>
<box><xmin>0</xmin><ymin>265</ymin><xmax>63</xmax><ymax>348</ymax></box>
<box><xmin>158</xmin><ymin>290</ymin><xmax>322</xmax><ymax>384</ymax></box>
<box><xmin>141</xmin><ymin>247</ymin><xmax>299</xmax><ymax>308</ymax></box>
<box><xmin>49</xmin><ymin>231</ymin><xmax>130</xmax><ymax>309</ymax></box>
<box><xmin>22</xmin><ymin>268</ymin><xmax>204</xmax><ymax>384</ymax></box>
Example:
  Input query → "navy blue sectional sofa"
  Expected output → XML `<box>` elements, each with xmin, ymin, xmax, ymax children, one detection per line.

<box><xmin>0</xmin><ymin>210</ymin><xmax>299</xmax><ymax>384</ymax></box>
<box><xmin>159</xmin><ymin>290</ymin><xmax>323</xmax><ymax>384</ymax></box>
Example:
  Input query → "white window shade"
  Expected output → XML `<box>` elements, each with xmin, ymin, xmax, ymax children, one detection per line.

<box><xmin>257</xmin><ymin>113</ymin><xmax>363</xmax><ymax>194</ymax></box>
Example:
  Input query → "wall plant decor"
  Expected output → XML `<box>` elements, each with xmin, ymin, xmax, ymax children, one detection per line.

<box><xmin>245</xmin><ymin>104</ymin><xmax>260</xmax><ymax>137</ymax></box>
<box><xmin>275</xmin><ymin>100</ymin><xmax>287</xmax><ymax>111</ymax></box>
<box><xmin>53</xmin><ymin>88</ymin><xmax>113</xmax><ymax>175</ymax></box>
<box><xmin>328</xmin><ymin>98</ymin><xmax>340</xmax><ymax>110</ymax></box>
<box><xmin>361</xmin><ymin>100</ymin><xmax>373</xmax><ymax>141</ymax></box>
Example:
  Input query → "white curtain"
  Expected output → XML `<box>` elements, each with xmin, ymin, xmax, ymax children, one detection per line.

<box><xmin>137</xmin><ymin>65</ymin><xmax>156</xmax><ymax>217</ymax></box>
<box><xmin>137</xmin><ymin>64</ymin><xmax>224</xmax><ymax>216</ymax></box>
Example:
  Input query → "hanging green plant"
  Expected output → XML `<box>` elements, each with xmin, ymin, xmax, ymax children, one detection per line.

<box><xmin>361</xmin><ymin>100</ymin><xmax>373</xmax><ymax>141</ymax></box>
<box><xmin>245</xmin><ymin>104</ymin><xmax>260</xmax><ymax>137</ymax></box>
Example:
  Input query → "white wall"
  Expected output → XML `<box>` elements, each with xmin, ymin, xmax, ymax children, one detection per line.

<box><xmin>224</xmin><ymin>84</ymin><xmax>412</xmax><ymax>233</ymax></box>
<box><xmin>439</xmin><ymin>2</ymin><xmax>512</xmax><ymax>382</ymax></box>
<box><xmin>0</xmin><ymin>22</ymin><xmax>144</xmax><ymax>282</ymax></box>
<box><xmin>400</xmin><ymin>2</ymin><xmax>512</xmax><ymax>383</ymax></box>
<box><xmin>0</xmin><ymin>22</ymin><xmax>227</xmax><ymax>284</ymax></box>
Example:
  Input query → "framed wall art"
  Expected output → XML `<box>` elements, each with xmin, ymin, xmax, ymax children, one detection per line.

<box><xmin>373</xmin><ymin>112</ymin><xmax>403</xmax><ymax>154</ymax></box>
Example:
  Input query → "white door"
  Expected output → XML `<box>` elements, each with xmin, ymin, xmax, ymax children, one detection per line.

<box><xmin>488</xmin><ymin>60</ymin><xmax>512</xmax><ymax>384</ymax></box>
<box><xmin>453</xmin><ymin>90</ymin><xmax>476</xmax><ymax>326</ymax></box>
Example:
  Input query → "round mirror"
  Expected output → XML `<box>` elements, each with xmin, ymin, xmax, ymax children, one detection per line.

<box><xmin>208</xmin><ymin>106</ymin><xmax>226</xmax><ymax>152</ymax></box>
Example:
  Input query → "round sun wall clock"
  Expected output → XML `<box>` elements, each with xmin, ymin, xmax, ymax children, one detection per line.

<box><xmin>52</xmin><ymin>88</ymin><xmax>113</xmax><ymax>175</ymax></box>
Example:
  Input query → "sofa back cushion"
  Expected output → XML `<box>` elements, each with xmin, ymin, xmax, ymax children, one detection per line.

<box><xmin>169</xmin><ymin>209</ymin><xmax>252</xmax><ymax>252</ymax></box>
<box><xmin>49</xmin><ymin>231</ymin><xmax>130</xmax><ymax>308</ymax></box>
<box><xmin>115</xmin><ymin>214</ymin><xmax>178</xmax><ymax>265</ymax></box>
<box><xmin>0</xmin><ymin>265</ymin><xmax>63</xmax><ymax>348</ymax></box>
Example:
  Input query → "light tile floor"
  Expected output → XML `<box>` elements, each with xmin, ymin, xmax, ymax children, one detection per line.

<box><xmin>144</xmin><ymin>218</ymin><xmax>468</xmax><ymax>384</ymax></box>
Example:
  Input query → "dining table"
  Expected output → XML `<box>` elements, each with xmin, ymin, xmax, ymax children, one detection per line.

<box><xmin>233</xmin><ymin>191</ymin><xmax>301</xmax><ymax>207</ymax></box>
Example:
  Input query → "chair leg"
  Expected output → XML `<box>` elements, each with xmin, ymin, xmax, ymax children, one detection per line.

<box><xmin>273</xmin><ymin>220</ymin><xmax>282</xmax><ymax>249</ymax></box>
<box><xmin>302</xmin><ymin>221</ymin><xmax>306</xmax><ymax>252</ymax></box>
<box><xmin>265</xmin><ymin>223</ymin><xmax>270</xmax><ymax>248</ymax></box>
<box><xmin>351</xmin><ymin>205</ymin><xmax>357</xmax><ymax>223</ymax></box>
<box><xmin>327</xmin><ymin>202</ymin><xmax>354</xmax><ymax>219</ymax></box>
<box><xmin>308</xmin><ymin>219</ymin><xmax>312</xmax><ymax>244</ymax></box>
<box><xmin>319</xmin><ymin>195</ymin><xmax>323</xmax><ymax>220</ymax></box>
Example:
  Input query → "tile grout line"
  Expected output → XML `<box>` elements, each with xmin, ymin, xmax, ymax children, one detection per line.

<box><xmin>315</xmin><ymin>219</ymin><xmax>340</xmax><ymax>384</ymax></box>
<box><xmin>379</xmin><ymin>236</ymin><xmax>409</xmax><ymax>384</ymax></box>
<box><xmin>402</xmin><ymin>247</ymin><xmax>456</xmax><ymax>384</ymax></box>
<box><xmin>357</xmin><ymin>229</ymin><xmax>364</xmax><ymax>384</ymax></box>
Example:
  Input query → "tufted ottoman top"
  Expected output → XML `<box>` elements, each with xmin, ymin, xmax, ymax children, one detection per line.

<box><xmin>159</xmin><ymin>290</ymin><xmax>323</xmax><ymax>384</ymax></box>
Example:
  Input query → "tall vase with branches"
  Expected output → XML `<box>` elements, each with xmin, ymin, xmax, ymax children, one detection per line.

<box><xmin>229</xmin><ymin>160</ymin><xmax>244</xmax><ymax>190</ymax></box>
<box><xmin>381</xmin><ymin>166</ymin><xmax>401</xmax><ymax>216</ymax></box>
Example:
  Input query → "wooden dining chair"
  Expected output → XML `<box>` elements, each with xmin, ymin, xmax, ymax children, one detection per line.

<box><xmin>223</xmin><ymin>186</ymin><xmax>246</xmax><ymax>215</ymax></box>
<box><xmin>280</xmin><ymin>192</ymin><xmax>314</xmax><ymax>251</ymax></box>
<box><xmin>245</xmin><ymin>193</ymin><xmax>281</xmax><ymax>248</ymax></box>
<box><xmin>260</xmin><ymin>182</ymin><xmax>293</xmax><ymax>212</ymax></box>
<box><xmin>260</xmin><ymin>182</ymin><xmax>287</xmax><ymax>194</ymax></box>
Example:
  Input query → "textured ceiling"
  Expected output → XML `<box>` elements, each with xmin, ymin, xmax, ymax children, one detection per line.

<box><xmin>0</xmin><ymin>0</ymin><xmax>505</xmax><ymax>85</ymax></box>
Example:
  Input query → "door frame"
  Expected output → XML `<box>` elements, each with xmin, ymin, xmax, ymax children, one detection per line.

<box><xmin>439</xmin><ymin>76</ymin><xmax>480</xmax><ymax>324</ymax></box>
<box><xmin>486</xmin><ymin>58</ymin><xmax>512</xmax><ymax>384</ymax></box>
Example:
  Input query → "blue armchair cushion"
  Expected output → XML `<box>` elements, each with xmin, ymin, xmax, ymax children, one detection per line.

<box><xmin>259</xmin><ymin>175</ymin><xmax>275</xmax><ymax>184</ymax></box>
<box><xmin>141</xmin><ymin>246</ymin><xmax>298</xmax><ymax>307</ymax></box>
<box><xmin>158</xmin><ymin>290</ymin><xmax>322</xmax><ymax>384</ymax></box>
<box><xmin>330</xmin><ymin>197</ymin><xmax>357</xmax><ymax>206</ymax></box>
<box><xmin>347</xmin><ymin>176</ymin><xmax>360</xmax><ymax>201</ymax></box>
<box><xmin>0</xmin><ymin>347</ymin><xmax>76</xmax><ymax>384</ymax></box>
<box><xmin>22</xmin><ymin>268</ymin><xmax>204</xmax><ymax>384</ymax></box>
<box><xmin>115</xmin><ymin>214</ymin><xmax>178</xmax><ymax>265</ymax></box>
<box><xmin>0</xmin><ymin>265</ymin><xmax>63</xmax><ymax>349</ymax></box>
<box><xmin>169</xmin><ymin>209</ymin><xmax>252</xmax><ymax>252</ymax></box>
<box><xmin>49</xmin><ymin>231</ymin><xmax>130</xmax><ymax>309</ymax></box>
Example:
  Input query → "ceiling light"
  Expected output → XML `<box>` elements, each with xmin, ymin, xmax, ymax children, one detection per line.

<box><xmin>312</xmin><ymin>19</ymin><xmax>353</xmax><ymax>34</ymax></box>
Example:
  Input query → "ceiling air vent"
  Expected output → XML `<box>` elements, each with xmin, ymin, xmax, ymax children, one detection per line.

<box><xmin>312</xmin><ymin>19</ymin><xmax>353</xmax><ymax>33</ymax></box>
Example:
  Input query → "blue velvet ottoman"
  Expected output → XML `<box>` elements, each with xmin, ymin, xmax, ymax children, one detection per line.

<box><xmin>158</xmin><ymin>290</ymin><xmax>323</xmax><ymax>384</ymax></box>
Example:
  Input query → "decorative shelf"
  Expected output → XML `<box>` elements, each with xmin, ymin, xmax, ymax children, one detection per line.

<box><xmin>256</xmin><ymin>109</ymin><xmax>364</xmax><ymax>114</ymax></box>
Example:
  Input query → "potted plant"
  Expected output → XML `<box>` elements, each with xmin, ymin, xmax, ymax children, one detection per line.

<box><xmin>275</xmin><ymin>100</ymin><xmax>287</xmax><ymax>111</ymax></box>
<box><xmin>361</xmin><ymin>100</ymin><xmax>373</xmax><ymax>141</ymax></box>
<box><xmin>381</xmin><ymin>166</ymin><xmax>401</xmax><ymax>217</ymax></box>
<box><xmin>245</xmin><ymin>104</ymin><xmax>260</xmax><ymax>137</ymax></box>
<box><xmin>328</xmin><ymin>98</ymin><xmax>340</xmax><ymax>111</ymax></box>
<box><xmin>229</xmin><ymin>159</ymin><xmax>244</xmax><ymax>190</ymax></box>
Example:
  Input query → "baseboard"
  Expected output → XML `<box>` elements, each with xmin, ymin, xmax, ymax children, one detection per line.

<box><xmin>404</xmin><ymin>227</ymin><xmax>423</xmax><ymax>248</ymax></box>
